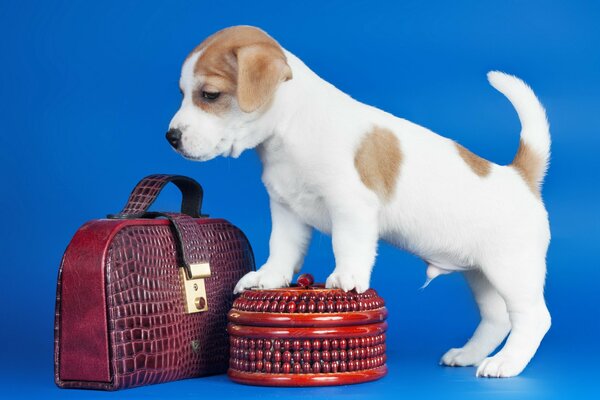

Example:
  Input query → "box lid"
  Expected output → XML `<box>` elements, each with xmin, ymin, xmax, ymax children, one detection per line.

<box><xmin>228</xmin><ymin>274</ymin><xmax>387</xmax><ymax>327</ymax></box>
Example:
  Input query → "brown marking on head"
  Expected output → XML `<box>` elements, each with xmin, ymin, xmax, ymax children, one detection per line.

<box><xmin>511</xmin><ymin>139</ymin><xmax>544</xmax><ymax>197</ymax></box>
<box><xmin>455</xmin><ymin>142</ymin><xmax>492</xmax><ymax>177</ymax></box>
<box><xmin>354</xmin><ymin>127</ymin><xmax>402</xmax><ymax>200</ymax></box>
<box><xmin>185</xmin><ymin>26</ymin><xmax>292</xmax><ymax>115</ymax></box>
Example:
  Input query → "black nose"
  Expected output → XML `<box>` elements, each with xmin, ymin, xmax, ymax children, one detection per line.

<box><xmin>166</xmin><ymin>128</ymin><xmax>182</xmax><ymax>149</ymax></box>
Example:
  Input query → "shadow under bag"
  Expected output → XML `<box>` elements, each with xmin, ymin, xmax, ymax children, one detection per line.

<box><xmin>54</xmin><ymin>174</ymin><xmax>255</xmax><ymax>390</ymax></box>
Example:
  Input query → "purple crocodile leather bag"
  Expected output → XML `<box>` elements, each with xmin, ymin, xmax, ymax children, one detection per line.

<box><xmin>54</xmin><ymin>174</ymin><xmax>255</xmax><ymax>390</ymax></box>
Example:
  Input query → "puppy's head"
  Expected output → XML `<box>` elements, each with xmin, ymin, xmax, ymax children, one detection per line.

<box><xmin>167</xmin><ymin>26</ymin><xmax>292</xmax><ymax>161</ymax></box>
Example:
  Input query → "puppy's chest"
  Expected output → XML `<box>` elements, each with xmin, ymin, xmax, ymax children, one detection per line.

<box><xmin>262</xmin><ymin>160</ymin><xmax>331</xmax><ymax>232</ymax></box>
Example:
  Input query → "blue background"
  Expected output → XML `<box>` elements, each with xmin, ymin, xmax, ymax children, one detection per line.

<box><xmin>1</xmin><ymin>0</ymin><xmax>598</xmax><ymax>398</ymax></box>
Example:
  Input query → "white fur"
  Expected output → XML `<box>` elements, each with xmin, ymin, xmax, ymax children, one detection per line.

<box><xmin>488</xmin><ymin>70</ymin><xmax>551</xmax><ymax>190</ymax></box>
<box><xmin>169</xmin><ymin>44</ymin><xmax>551</xmax><ymax>378</ymax></box>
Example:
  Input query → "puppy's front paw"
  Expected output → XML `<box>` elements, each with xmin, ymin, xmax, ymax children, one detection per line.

<box><xmin>476</xmin><ymin>353</ymin><xmax>526</xmax><ymax>378</ymax></box>
<box><xmin>325</xmin><ymin>271</ymin><xmax>369</xmax><ymax>293</ymax></box>
<box><xmin>233</xmin><ymin>268</ymin><xmax>291</xmax><ymax>294</ymax></box>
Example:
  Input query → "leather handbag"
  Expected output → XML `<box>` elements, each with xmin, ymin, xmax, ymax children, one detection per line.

<box><xmin>54</xmin><ymin>174</ymin><xmax>255</xmax><ymax>390</ymax></box>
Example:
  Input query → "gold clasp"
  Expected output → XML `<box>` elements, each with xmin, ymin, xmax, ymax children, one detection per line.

<box><xmin>181</xmin><ymin>262</ymin><xmax>211</xmax><ymax>313</ymax></box>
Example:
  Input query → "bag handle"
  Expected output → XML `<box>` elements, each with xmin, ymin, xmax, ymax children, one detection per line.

<box><xmin>109</xmin><ymin>174</ymin><xmax>206</xmax><ymax>219</ymax></box>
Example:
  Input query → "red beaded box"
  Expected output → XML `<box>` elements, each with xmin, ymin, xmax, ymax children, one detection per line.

<box><xmin>227</xmin><ymin>275</ymin><xmax>388</xmax><ymax>386</ymax></box>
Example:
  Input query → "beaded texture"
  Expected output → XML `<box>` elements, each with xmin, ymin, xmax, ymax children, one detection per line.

<box><xmin>229</xmin><ymin>335</ymin><xmax>387</xmax><ymax>375</ymax></box>
<box><xmin>227</xmin><ymin>285</ymin><xmax>388</xmax><ymax>386</ymax></box>
<box><xmin>232</xmin><ymin>287</ymin><xmax>385</xmax><ymax>314</ymax></box>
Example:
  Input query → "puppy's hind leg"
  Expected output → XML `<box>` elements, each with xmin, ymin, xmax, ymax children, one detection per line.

<box><xmin>441</xmin><ymin>269</ymin><xmax>511</xmax><ymax>367</ymax></box>
<box><xmin>476</xmin><ymin>256</ymin><xmax>551</xmax><ymax>378</ymax></box>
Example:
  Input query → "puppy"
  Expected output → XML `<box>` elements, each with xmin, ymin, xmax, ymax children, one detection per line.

<box><xmin>167</xmin><ymin>26</ymin><xmax>551</xmax><ymax>378</ymax></box>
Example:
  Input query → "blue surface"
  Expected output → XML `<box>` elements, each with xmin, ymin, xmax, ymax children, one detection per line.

<box><xmin>1</xmin><ymin>0</ymin><xmax>599</xmax><ymax>398</ymax></box>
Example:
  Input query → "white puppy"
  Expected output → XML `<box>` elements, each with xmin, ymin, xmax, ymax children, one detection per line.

<box><xmin>168</xmin><ymin>26</ymin><xmax>551</xmax><ymax>378</ymax></box>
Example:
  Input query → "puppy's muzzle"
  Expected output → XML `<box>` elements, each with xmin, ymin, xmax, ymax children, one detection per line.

<box><xmin>166</xmin><ymin>128</ymin><xmax>182</xmax><ymax>149</ymax></box>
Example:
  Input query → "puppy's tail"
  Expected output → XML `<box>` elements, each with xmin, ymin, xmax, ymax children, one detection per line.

<box><xmin>488</xmin><ymin>71</ymin><xmax>550</xmax><ymax>195</ymax></box>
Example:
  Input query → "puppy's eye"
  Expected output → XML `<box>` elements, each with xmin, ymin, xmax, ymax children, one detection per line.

<box><xmin>201</xmin><ymin>91</ymin><xmax>220</xmax><ymax>101</ymax></box>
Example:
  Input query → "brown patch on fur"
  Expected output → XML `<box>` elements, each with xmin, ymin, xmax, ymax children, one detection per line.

<box><xmin>511</xmin><ymin>139</ymin><xmax>543</xmax><ymax>197</ymax></box>
<box><xmin>186</xmin><ymin>26</ymin><xmax>292</xmax><ymax>114</ymax></box>
<box><xmin>354</xmin><ymin>127</ymin><xmax>402</xmax><ymax>200</ymax></box>
<box><xmin>455</xmin><ymin>142</ymin><xmax>492</xmax><ymax>177</ymax></box>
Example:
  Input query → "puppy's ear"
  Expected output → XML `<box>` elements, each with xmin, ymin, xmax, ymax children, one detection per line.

<box><xmin>235</xmin><ymin>44</ymin><xmax>292</xmax><ymax>113</ymax></box>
